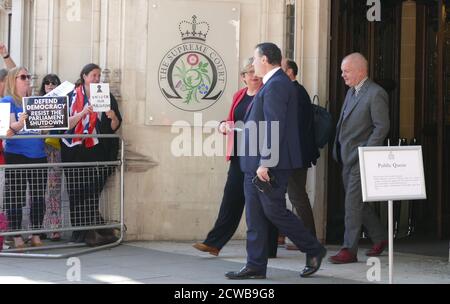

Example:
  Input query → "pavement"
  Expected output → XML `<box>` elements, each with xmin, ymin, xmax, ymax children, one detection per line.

<box><xmin>0</xmin><ymin>239</ymin><xmax>448</xmax><ymax>284</ymax></box>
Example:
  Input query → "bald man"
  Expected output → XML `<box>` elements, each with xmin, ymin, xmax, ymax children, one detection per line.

<box><xmin>329</xmin><ymin>53</ymin><xmax>390</xmax><ymax>264</ymax></box>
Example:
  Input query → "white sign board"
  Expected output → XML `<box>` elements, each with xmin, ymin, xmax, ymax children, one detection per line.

<box><xmin>359</xmin><ymin>146</ymin><xmax>426</xmax><ymax>202</ymax></box>
<box><xmin>0</xmin><ymin>103</ymin><xmax>10</xmax><ymax>136</ymax></box>
<box><xmin>90</xmin><ymin>83</ymin><xmax>111</xmax><ymax>112</ymax></box>
<box><xmin>44</xmin><ymin>81</ymin><xmax>75</xmax><ymax>98</ymax></box>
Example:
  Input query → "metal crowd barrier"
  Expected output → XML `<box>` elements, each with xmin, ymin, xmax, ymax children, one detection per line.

<box><xmin>0</xmin><ymin>134</ymin><xmax>124</xmax><ymax>259</ymax></box>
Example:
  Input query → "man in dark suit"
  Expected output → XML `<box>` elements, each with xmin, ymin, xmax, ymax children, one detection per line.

<box><xmin>329</xmin><ymin>53</ymin><xmax>389</xmax><ymax>264</ymax></box>
<box><xmin>280</xmin><ymin>59</ymin><xmax>319</xmax><ymax>250</ymax></box>
<box><xmin>225</xmin><ymin>43</ymin><xmax>326</xmax><ymax>280</ymax></box>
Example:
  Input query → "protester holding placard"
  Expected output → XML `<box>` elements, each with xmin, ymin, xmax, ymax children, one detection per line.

<box><xmin>61</xmin><ymin>63</ymin><xmax>122</xmax><ymax>244</ymax></box>
<box><xmin>39</xmin><ymin>74</ymin><xmax>63</xmax><ymax>241</ymax></box>
<box><xmin>0</xmin><ymin>67</ymin><xmax>47</xmax><ymax>249</ymax></box>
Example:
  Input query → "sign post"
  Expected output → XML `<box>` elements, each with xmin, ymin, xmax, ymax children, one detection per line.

<box><xmin>359</xmin><ymin>146</ymin><xmax>426</xmax><ymax>284</ymax></box>
<box><xmin>388</xmin><ymin>199</ymin><xmax>394</xmax><ymax>284</ymax></box>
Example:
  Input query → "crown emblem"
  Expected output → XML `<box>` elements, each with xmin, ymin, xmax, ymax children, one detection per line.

<box><xmin>179</xmin><ymin>15</ymin><xmax>210</xmax><ymax>42</ymax></box>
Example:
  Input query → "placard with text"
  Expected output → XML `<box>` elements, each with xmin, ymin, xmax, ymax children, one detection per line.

<box><xmin>23</xmin><ymin>96</ymin><xmax>69</xmax><ymax>131</ymax></box>
<box><xmin>90</xmin><ymin>83</ymin><xmax>111</xmax><ymax>112</ymax></box>
<box><xmin>358</xmin><ymin>146</ymin><xmax>427</xmax><ymax>202</ymax></box>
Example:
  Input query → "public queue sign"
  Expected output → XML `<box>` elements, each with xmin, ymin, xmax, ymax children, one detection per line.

<box><xmin>359</xmin><ymin>146</ymin><xmax>426</xmax><ymax>202</ymax></box>
<box><xmin>23</xmin><ymin>96</ymin><xmax>69</xmax><ymax>131</ymax></box>
<box><xmin>358</xmin><ymin>145</ymin><xmax>426</xmax><ymax>284</ymax></box>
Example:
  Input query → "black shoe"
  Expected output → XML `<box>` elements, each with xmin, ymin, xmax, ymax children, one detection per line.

<box><xmin>300</xmin><ymin>247</ymin><xmax>327</xmax><ymax>278</ymax></box>
<box><xmin>225</xmin><ymin>267</ymin><xmax>266</xmax><ymax>280</ymax></box>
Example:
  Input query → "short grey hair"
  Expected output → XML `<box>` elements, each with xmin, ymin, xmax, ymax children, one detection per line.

<box><xmin>342</xmin><ymin>52</ymin><xmax>368</xmax><ymax>73</ymax></box>
<box><xmin>240</xmin><ymin>57</ymin><xmax>254</xmax><ymax>75</ymax></box>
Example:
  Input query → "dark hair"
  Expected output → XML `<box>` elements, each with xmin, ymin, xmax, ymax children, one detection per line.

<box><xmin>0</xmin><ymin>68</ymin><xmax>7</xmax><ymax>82</ymax></box>
<box><xmin>39</xmin><ymin>74</ymin><xmax>62</xmax><ymax>96</ymax></box>
<box><xmin>285</xmin><ymin>59</ymin><xmax>298</xmax><ymax>77</ymax></box>
<box><xmin>75</xmin><ymin>63</ymin><xmax>101</xmax><ymax>87</ymax></box>
<box><xmin>255</xmin><ymin>42</ymin><xmax>282</xmax><ymax>66</ymax></box>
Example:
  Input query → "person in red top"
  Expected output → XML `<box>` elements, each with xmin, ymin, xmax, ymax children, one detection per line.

<box><xmin>192</xmin><ymin>58</ymin><xmax>279</xmax><ymax>257</ymax></box>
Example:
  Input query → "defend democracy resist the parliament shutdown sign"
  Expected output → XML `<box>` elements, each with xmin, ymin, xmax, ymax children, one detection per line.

<box><xmin>23</xmin><ymin>96</ymin><xmax>69</xmax><ymax>131</ymax></box>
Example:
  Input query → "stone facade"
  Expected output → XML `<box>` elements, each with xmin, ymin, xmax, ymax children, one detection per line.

<box><xmin>0</xmin><ymin>0</ymin><xmax>331</xmax><ymax>242</ymax></box>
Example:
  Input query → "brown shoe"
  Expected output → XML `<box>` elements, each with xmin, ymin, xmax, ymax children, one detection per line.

<box><xmin>366</xmin><ymin>240</ymin><xmax>388</xmax><ymax>256</ymax></box>
<box><xmin>285</xmin><ymin>243</ymin><xmax>298</xmax><ymax>250</ymax></box>
<box><xmin>192</xmin><ymin>242</ymin><xmax>220</xmax><ymax>256</ymax></box>
<box><xmin>328</xmin><ymin>248</ymin><xmax>358</xmax><ymax>264</ymax></box>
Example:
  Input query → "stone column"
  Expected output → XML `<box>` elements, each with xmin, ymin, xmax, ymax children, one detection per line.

<box><xmin>295</xmin><ymin>0</ymin><xmax>331</xmax><ymax>243</ymax></box>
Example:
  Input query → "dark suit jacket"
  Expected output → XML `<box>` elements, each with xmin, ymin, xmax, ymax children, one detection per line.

<box><xmin>239</xmin><ymin>69</ymin><xmax>302</xmax><ymax>174</ymax></box>
<box><xmin>293</xmin><ymin>80</ymin><xmax>319</xmax><ymax>168</ymax></box>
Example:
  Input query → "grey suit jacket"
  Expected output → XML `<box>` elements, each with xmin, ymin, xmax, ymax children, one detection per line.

<box><xmin>332</xmin><ymin>79</ymin><xmax>390</xmax><ymax>167</ymax></box>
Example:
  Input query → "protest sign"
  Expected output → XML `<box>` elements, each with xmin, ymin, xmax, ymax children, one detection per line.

<box><xmin>44</xmin><ymin>81</ymin><xmax>75</xmax><ymax>98</ymax></box>
<box><xmin>0</xmin><ymin>103</ymin><xmax>10</xmax><ymax>136</ymax></box>
<box><xmin>90</xmin><ymin>83</ymin><xmax>111</xmax><ymax>112</ymax></box>
<box><xmin>23</xmin><ymin>96</ymin><xmax>69</xmax><ymax>131</ymax></box>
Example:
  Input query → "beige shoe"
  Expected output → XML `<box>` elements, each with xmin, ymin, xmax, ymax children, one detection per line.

<box><xmin>192</xmin><ymin>242</ymin><xmax>220</xmax><ymax>256</ymax></box>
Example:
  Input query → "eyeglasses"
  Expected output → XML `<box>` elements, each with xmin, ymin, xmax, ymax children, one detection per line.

<box><xmin>16</xmin><ymin>74</ymin><xmax>31</xmax><ymax>81</ymax></box>
<box><xmin>44</xmin><ymin>81</ymin><xmax>58</xmax><ymax>86</ymax></box>
<box><xmin>243</xmin><ymin>70</ymin><xmax>256</xmax><ymax>75</ymax></box>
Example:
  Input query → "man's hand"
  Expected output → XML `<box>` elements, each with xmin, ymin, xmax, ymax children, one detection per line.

<box><xmin>256</xmin><ymin>166</ymin><xmax>270</xmax><ymax>182</ymax></box>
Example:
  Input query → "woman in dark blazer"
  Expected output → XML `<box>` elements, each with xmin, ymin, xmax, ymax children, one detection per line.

<box><xmin>193</xmin><ymin>58</ymin><xmax>279</xmax><ymax>257</ymax></box>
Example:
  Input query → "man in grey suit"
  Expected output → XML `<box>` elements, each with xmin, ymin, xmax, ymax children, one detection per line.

<box><xmin>329</xmin><ymin>53</ymin><xmax>389</xmax><ymax>264</ymax></box>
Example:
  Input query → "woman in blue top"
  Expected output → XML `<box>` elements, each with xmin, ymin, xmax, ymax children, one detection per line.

<box><xmin>1</xmin><ymin>67</ymin><xmax>47</xmax><ymax>249</ymax></box>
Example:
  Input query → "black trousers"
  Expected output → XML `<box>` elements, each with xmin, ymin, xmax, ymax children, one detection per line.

<box><xmin>3</xmin><ymin>152</ymin><xmax>47</xmax><ymax>232</ymax></box>
<box><xmin>204</xmin><ymin>157</ymin><xmax>278</xmax><ymax>256</ymax></box>
<box><xmin>287</xmin><ymin>168</ymin><xmax>317</xmax><ymax>237</ymax></box>
<box><xmin>61</xmin><ymin>144</ymin><xmax>110</xmax><ymax>227</ymax></box>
